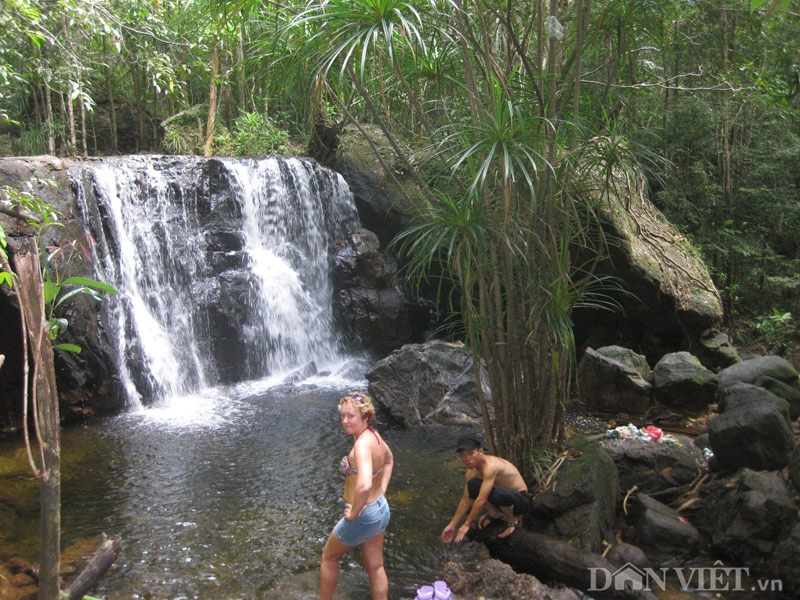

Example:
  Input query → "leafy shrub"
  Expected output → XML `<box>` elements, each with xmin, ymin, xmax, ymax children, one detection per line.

<box><xmin>218</xmin><ymin>111</ymin><xmax>291</xmax><ymax>156</ymax></box>
<box><xmin>161</xmin><ymin>127</ymin><xmax>192</xmax><ymax>154</ymax></box>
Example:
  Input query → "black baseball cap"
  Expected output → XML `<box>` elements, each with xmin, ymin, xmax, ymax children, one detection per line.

<box><xmin>455</xmin><ymin>435</ymin><xmax>485</xmax><ymax>452</ymax></box>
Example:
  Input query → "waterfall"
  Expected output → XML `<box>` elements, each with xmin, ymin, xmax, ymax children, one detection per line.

<box><xmin>71</xmin><ymin>155</ymin><xmax>360</xmax><ymax>408</ymax></box>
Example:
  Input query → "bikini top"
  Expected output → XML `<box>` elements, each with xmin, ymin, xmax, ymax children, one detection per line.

<box><xmin>340</xmin><ymin>427</ymin><xmax>384</xmax><ymax>478</ymax></box>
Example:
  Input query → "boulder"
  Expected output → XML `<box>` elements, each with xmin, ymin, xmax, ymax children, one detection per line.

<box><xmin>332</xmin><ymin>123</ymin><xmax>419</xmax><ymax>246</ymax></box>
<box><xmin>571</xmin><ymin>170</ymin><xmax>724</xmax><ymax>368</ymax></box>
<box><xmin>365</xmin><ymin>339</ymin><xmax>491</xmax><ymax>427</ymax></box>
<box><xmin>626</xmin><ymin>493</ymin><xmax>702</xmax><ymax>566</ymax></box>
<box><xmin>530</xmin><ymin>435</ymin><xmax>619</xmax><ymax>553</ymax></box>
<box><xmin>577</xmin><ymin>347</ymin><xmax>653</xmax><ymax>414</ymax></box>
<box><xmin>332</xmin><ymin>131</ymin><xmax>728</xmax><ymax>372</ymax></box>
<box><xmin>440</xmin><ymin>549</ymin><xmax>583</xmax><ymax>600</ymax></box>
<box><xmin>771</xmin><ymin>521</ymin><xmax>800</xmax><ymax>594</ymax></box>
<box><xmin>599</xmin><ymin>434</ymin><xmax>707</xmax><ymax>503</ymax></box>
<box><xmin>688</xmin><ymin>469</ymin><xmax>797</xmax><ymax>568</ymax></box>
<box><xmin>789</xmin><ymin>446</ymin><xmax>800</xmax><ymax>492</ymax></box>
<box><xmin>753</xmin><ymin>374</ymin><xmax>800</xmax><ymax>420</ymax></box>
<box><xmin>604</xmin><ymin>542</ymin><xmax>650</xmax><ymax>570</ymax></box>
<box><xmin>695</xmin><ymin>328</ymin><xmax>740</xmax><ymax>370</ymax></box>
<box><xmin>708</xmin><ymin>383</ymin><xmax>795</xmax><ymax>472</ymax></box>
<box><xmin>650</xmin><ymin>351</ymin><xmax>717</xmax><ymax>411</ymax></box>
<box><xmin>717</xmin><ymin>355</ymin><xmax>800</xmax><ymax>392</ymax></box>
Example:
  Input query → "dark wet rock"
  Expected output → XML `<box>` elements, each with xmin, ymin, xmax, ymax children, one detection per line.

<box><xmin>599</xmin><ymin>434</ymin><xmax>707</xmax><ymax>503</ymax></box>
<box><xmin>790</xmin><ymin>446</ymin><xmax>800</xmax><ymax>492</ymax></box>
<box><xmin>771</xmin><ymin>521</ymin><xmax>800</xmax><ymax>593</ymax></box>
<box><xmin>709</xmin><ymin>382</ymin><xmax>795</xmax><ymax>472</ymax></box>
<box><xmin>688</xmin><ymin>469</ymin><xmax>796</xmax><ymax>570</ymax></box>
<box><xmin>695</xmin><ymin>328</ymin><xmax>740</xmax><ymax>370</ymax></box>
<box><xmin>440</xmin><ymin>548</ymin><xmax>583</xmax><ymax>600</ymax></box>
<box><xmin>332</xmin><ymin>228</ymin><xmax>425</xmax><ymax>355</ymax></box>
<box><xmin>605</xmin><ymin>542</ymin><xmax>650</xmax><ymax>570</ymax></box>
<box><xmin>625</xmin><ymin>493</ymin><xmax>702</xmax><ymax>566</ymax></box>
<box><xmin>366</xmin><ymin>340</ymin><xmax>492</xmax><ymax>427</ymax></box>
<box><xmin>577</xmin><ymin>346</ymin><xmax>653</xmax><ymax>414</ymax></box>
<box><xmin>753</xmin><ymin>374</ymin><xmax>800</xmax><ymax>420</ymax></box>
<box><xmin>650</xmin><ymin>351</ymin><xmax>718</xmax><ymax>411</ymax></box>
<box><xmin>717</xmin><ymin>355</ymin><xmax>800</xmax><ymax>392</ymax></box>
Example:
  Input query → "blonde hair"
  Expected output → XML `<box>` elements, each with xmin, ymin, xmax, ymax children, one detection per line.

<box><xmin>339</xmin><ymin>391</ymin><xmax>376</xmax><ymax>426</ymax></box>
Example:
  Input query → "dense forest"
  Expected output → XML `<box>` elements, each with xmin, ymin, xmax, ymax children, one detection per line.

<box><xmin>1</xmin><ymin>0</ymin><xmax>799</xmax><ymax>464</ymax></box>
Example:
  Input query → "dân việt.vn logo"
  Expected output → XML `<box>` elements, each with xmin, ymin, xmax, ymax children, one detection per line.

<box><xmin>588</xmin><ymin>560</ymin><xmax>783</xmax><ymax>594</ymax></box>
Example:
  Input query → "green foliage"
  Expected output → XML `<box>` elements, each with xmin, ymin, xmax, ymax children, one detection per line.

<box><xmin>161</xmin><ymin>105</ymin><xmax>207</xmax><ymax>154</ymax></box>
<box><xmin>161</xmin><ymin>127</ymin><xmax>192</xmax><ymax>155</ymax></box>
<box><xmin>1</xmin><ymin>179</ymin><xmax>61</xmax><ymax>228</ymax></box>
<box><xmin>161</xmin><ymin>107</ymin><xmax>293</xmax><ymax>156</ymax></box>
<box><xmin>0</xmin><ymin>229</ymin><xmax>9</xmax><ymax>288</ymax></box>
<box><xmin>733</xmin><ymin>307</ymin><xmax>799</xmax><ymax>357</ymax></box>
<box><xmin>11</xmin><ymin>128</ymin><xmax>48</xmax><ymax>155</ymax></box>
<box><xmin>755</xmin><ymin>307</ymin><xmax>792</xmax><ymax>338</ymax></box>
<box><xmin>43</xmin><ymin>238</ymin><xmax>118</xmax><ymax>351</ymax></box>
<box><xmin>213</xmin><ymin>112</ymin><xmax>292</xmax><ymax>156</ymax></box>
<box><xmin>1</xmin><ymin>179</ymin><xmax>117</xmax><ymax>351</ymax></box>
<box><xmin>529</xmin><ymin>446</ymin><xmax>560</xmax><ymax>489</ymax></box>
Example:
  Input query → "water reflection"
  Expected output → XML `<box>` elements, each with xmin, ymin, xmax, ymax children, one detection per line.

<box><xmin>24</xmin><ymin>382</ymin><xmax>468</xmax><ymax>599</ymax></box>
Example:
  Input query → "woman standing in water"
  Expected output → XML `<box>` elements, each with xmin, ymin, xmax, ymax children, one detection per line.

<box><xmin>320</xmin><ymin>391</ymin><xmax>394</xmax><ymax>600</ymax></box>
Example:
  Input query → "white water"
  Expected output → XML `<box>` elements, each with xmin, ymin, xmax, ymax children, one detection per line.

<box><xmin>73</xmin><ymin>156</ymin><xmax>361</xmax><ymax>409</ymax></box>
<box><xmin>225</xmin><ymin>159</ymin><xmax>344</xmax><ymax>372</ymax></box>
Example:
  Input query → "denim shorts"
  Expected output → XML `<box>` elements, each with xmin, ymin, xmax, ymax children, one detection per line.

<box><xmin>333</xmin><ymin>494</ymin><xmax>390</xmax><ymax>546</ymax></box>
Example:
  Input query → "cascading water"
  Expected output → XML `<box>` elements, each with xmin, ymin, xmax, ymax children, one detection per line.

<box><xmin>0</xmin><ymin>155</ymin><xmax>471</xmax><ymax>600</ymax></box>
<box><xmin>70</xmin><ymin>155</ymin><xmax>360</xmax><ymax>408</ymax></box>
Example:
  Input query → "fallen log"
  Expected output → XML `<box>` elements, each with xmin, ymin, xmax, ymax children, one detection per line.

<box><xmin>468</xmin><ymin>522</ymin><xmax>656</xmax><ymax>600</ymax></box>
<box><xmin>61</xmin><ymin>533</ymin><xmax>121</xmax><ymax>600</ymax></box>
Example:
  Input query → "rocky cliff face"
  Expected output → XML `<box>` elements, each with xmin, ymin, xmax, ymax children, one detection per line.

<box><xmin>1</xmin><ymin>155</ymin><xmax>401</xmax><ymax>429</ymax></box>
<box><xmin>0</xmin><ymin>152</ymin><xmax>728</xmax><ymax>431</ymax></box>
<box><xmin>0</xmin><ymin>156</ymin><xmax>125</xmax><ymax>428</ymax></box>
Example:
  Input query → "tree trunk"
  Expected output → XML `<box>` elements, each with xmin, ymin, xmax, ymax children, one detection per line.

<box><xmin>43</xmin><ymin>78</ymin><xmax>55</xmax><ymax>155</ymax></box>
<box><xmin>203</xmin><ymin>44</ymin><xmax>220</xmax><ymax>157</ymax></box>
<box><xmin>235</xmin><ymin>27</ymin><xmax>250</xmax><ymax>111</ymax></box>
<box><xmin>12</xmin><ymin>242</ymin><xmax>62</xmax><ymax>600</ymax></box>
<box><xmin>469</xmin><ymin>524</ymin><xmax>653</xmax><ymax>599</ymax></box>
<box><xmin>61</xmin><ymin>14</ymin><xmax>77</xmax><ymax>154</ymax></box>
<box><xmin>132</xmin><ymin>64</ymin><xmax>144</xmax><ymax>152</ymax></box>
<box><xmin>78</xmin><ymin>91</ymin><xmax>88</xmax><ymax>157</ymax></box>
<box><xmin>103</xmin><ymin>37</ymin><xmax>118</xmax><ymax>154</ymax></box>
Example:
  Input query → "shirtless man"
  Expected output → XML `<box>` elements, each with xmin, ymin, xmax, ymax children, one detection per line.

<box><xmin>441</xmin><ymin>435</ymin><xmax>531</xmax><ymax>543</ymax></box>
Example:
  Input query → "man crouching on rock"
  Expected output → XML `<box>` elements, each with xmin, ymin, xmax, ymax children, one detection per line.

<box><xmin>441</xmin><ymin>435</ymin><xmax>531</xmax><ymax>543</ymax></box>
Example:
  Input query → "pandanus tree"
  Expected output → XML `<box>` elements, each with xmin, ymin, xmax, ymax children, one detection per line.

<box><xmin>281</xmin><ymin>0</ymin><xmax>641</xmax><ymax>478</ymax></box>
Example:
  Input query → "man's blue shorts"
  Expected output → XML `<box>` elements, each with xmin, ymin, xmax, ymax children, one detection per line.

<box><xmin>333</xmin><ymin>494</ymin><xmax>390</xmax><ymax>546</ymax></box>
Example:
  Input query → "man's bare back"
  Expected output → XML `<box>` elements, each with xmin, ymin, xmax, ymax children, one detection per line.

<box><xmin>466</xmin><ymin>454</ymin><xmax>526</xmax><ymax>492</ymax></box>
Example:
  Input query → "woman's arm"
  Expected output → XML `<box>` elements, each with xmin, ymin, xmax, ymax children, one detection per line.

<box><xmin>380</xmin><ymin>443</ymin><xmax>394</xmax><ymax>495</ymax></box>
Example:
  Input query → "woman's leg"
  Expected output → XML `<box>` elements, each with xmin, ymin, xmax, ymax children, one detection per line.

<box><xmin>360</xmin><ymin>532</ymin><xmax>388</xmax><ymax>600</ymax></box>
<box><xmin>320</xmin><ymin>531</ymin><xmax>353</xmax><ymax>600</ymax></box>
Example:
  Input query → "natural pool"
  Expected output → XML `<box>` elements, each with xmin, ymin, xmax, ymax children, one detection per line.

<box><xmin>1</xmin><ymin>379</ymin><xmax>473</xmax><ymax>599</ymax></box>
